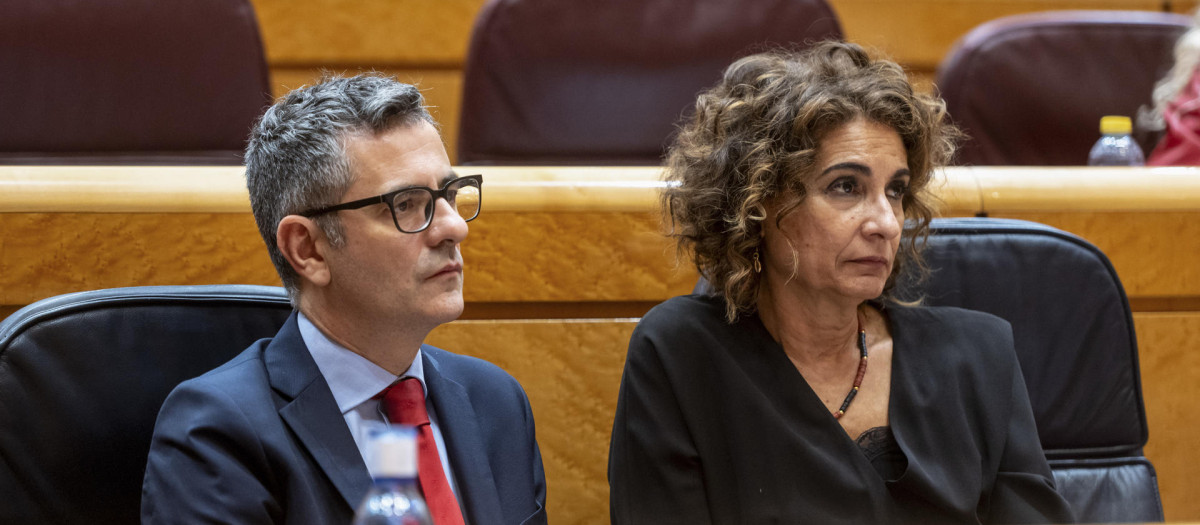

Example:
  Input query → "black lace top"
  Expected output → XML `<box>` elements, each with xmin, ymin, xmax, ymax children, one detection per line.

<box><xmin>857</xmin><ymin>426</ymin><xmax>907</xmax><ymax>481</ymax></box>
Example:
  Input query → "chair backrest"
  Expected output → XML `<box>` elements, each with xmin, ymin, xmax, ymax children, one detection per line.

<box><xmin>937</xmin><ymin>10</ymin><xmax>1189</xmax><ymax>166</ymax></box>
<box><xmin>0</xmin><ymin>285</ymin><xmax>292</xmax><ymax>524</ymax></box>
<box><xmin>694</xmin><ymin>217</ymin><xmax>1160</xmax><ymax>522</ymax></box>
<box><xmin>457</xmin><ymin>0</ymin><xmax>842</xmax><ymax>165</ymax></box>
<box><xmin>0</xmin><ymin>0</ymin><xmax>272</xmax><ymax>165</ymax></box>
<box><xmin>900</xmin><ymin>218</ymin><xmax>1159</xmax><ymax>522</ymax></box>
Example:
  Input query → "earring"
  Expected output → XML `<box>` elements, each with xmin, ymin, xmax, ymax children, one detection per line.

<box><xmin>753</xmin><ymin>249</ymin><xmax>762</xmax><ymax>274</ymax></box>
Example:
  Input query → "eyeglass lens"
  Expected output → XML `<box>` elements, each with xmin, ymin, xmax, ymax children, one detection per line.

<box><xmin>389</xmin><ymin>178</ymin><xmax>481</xmax><ymax>232</ymax></box>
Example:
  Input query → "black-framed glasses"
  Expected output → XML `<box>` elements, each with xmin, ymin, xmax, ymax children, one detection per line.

<box><xmin>299</xmin><ymin>174</ymin><xmax>482</xmax><ymax>234</ymax></box>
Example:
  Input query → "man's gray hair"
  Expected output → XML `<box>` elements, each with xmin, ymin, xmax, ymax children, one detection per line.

<box><xmin>245</xmin><ymin>74</ymin><xmax>435</xmax><ymax>302</ymax></box>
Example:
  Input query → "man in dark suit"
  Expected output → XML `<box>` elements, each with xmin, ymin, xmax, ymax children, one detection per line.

<box><xmin>141</xmin><ymin>74</ymin><xmax>546</xmax><ymax>524</ymax></box>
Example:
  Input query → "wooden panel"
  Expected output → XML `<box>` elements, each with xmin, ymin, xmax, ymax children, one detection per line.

<box><xmin>1169</xmin><ymin>1</ymin><xmax>1198</xmax><ymax>13</ymax></box>
<box><xmin>426</xmin><ymin>319</ymin><xmax>636</xmax><ymax>525</ymax></box>
<box><xmin>994</xmin><ymin>211</ymin><xmax>1200</xmax><ymax>298</ymax></box>
<box><xmin>0</xmin><ymin>166</ymin><xmax>248</xmax><ymax>213</ymax></box>
<box><xmin>979</xmin><ymin>167</ymin><xmax>1200</xmax><ymax>300</ymax></box>
<box><xmin>2</xmin><ymin>163</ymin><xmax>1199</xmax><ymax>520</ymax></box>
<box><xmin>464</xmin><ymin>211</ymin><xmax>696</xmax><ymax>302</ymax></box>
<box><xmin>976</xmin><ymin>167</ymin><xmax>1200</xmax><ymax>212</ymax></box>
<box><xmin>3</xmin><ymin>165</ymin><xmax>1197</xmax><ymax>306</ymax></box>
<box><xmin>0</xmin><ymin>213</ymin><xmax>275</xmax><ymax>306</ymax></box>
<box><xmin>0</xmin><ymin>165</ymin><xmax>981</xmax><ymax>214</ymax></box>
<box><xmin>0</xmin><ymin>211</ymin><xmax>698</xmax><ymax>307</ymax></box>
<box><xmin>250</xmin><ymin>0</ymin><xmax>486</xmax><ymax>65</ymax></box>
<box><xmin>1136</xmin><ymin>312</ymin><xmax>1200</xmax><ymax>522</ymax></box>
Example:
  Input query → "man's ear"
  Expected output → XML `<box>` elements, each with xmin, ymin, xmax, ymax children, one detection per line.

<box><xmin>277</xmin><ymin>215</ymin><xmax>331</xmax><ymax>287</ymax></box>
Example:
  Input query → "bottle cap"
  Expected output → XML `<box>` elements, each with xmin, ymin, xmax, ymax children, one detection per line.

<box><xmin>365</xmin><ymin>426</ymin><xmax>418</xmax><ymax>479</ymax></box>
<box><xmin>1099</xmin><ymin>115</ymin><xmax>1133</xmax><ymax>135</ymax></box>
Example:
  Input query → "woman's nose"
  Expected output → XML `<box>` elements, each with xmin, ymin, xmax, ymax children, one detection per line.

<box><xmin>864</xmin><ymin>194</ymin><xmax>902</xmax><ymax>239</ymax></box>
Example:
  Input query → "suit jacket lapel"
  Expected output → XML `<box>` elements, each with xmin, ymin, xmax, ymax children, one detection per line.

<box><xmin>266</xmin><ymin>313</ymin><xmax>372</xmax><ymax>511</ymax></box>
<box><xmin>423</xmin><ymin>347</ymin><xmax>505</xmax><ymax>523</ymax></box>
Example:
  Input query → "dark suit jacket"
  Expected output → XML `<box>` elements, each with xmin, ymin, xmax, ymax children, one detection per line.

<box><xmin>142</xmin><ymin>312</ymin><xmax>546</xmax><ymax>524</ymax></box>
<box><xmin>609</xmin><ymin>295</ymin><xmax>1074</xmax><ymax>524</ymax></box>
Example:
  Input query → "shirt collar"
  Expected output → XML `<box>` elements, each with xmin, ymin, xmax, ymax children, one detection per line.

<box><xmin>297</xmin><ymin>311</ymin><xmax>426</xmax><ymax>415</ymax></box>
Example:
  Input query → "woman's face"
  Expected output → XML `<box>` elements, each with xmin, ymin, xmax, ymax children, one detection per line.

<box><xmin>762</xmin><ymin>118</ymin><xmax>910</xmax><ymax>306</ymax></box>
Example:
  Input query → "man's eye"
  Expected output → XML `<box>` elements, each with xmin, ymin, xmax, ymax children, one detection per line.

<box><xmin>393</xmin><ymin>195</ymin><xmax>417</xmax><ymax>213</ymax></box>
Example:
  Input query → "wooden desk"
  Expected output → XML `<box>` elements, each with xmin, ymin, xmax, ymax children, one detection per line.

<box><xmin>2</xmin><ymin>165</ymin><xmax>1199</xmax><ymax>523</ymax></box>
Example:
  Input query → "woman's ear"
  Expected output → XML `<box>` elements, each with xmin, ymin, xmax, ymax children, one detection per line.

<box><xmin>276</xmin><ymin>215</ymin><xmax>331</xmax><ymax>287</ymax></box>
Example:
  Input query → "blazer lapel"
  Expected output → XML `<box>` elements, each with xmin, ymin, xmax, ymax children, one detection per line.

<box><xmin>423</xmin><ymin>347</ymin><xmax>505</xmax><ymax>523</ymax></box>
<box><xmin>266</xmin><ymin>313</ymin><xmax>372</xmax><ymax>511</ymax></box>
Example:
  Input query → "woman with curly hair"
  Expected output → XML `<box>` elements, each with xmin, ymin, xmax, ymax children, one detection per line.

<box><xmin>608</xmin><ymin>41</ymin><xmax>1074</xmax><ymax>524</ymax></box>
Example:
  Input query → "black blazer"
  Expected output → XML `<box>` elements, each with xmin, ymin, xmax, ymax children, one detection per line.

<box><xmin>609</xmin><ymin>295</ymin><xmax>1074</xmax><ymax>524</ymax></box>
<box><xmin>142</xmin><ymin>312</ymin><xmax>547</xmax><ymax>525</ymax></box>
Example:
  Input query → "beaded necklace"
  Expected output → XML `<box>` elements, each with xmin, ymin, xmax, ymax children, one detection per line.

<box><xmin>833</xmin><ymin>312</ymin><xmax>868</xmax><ymax>420</ymax></box>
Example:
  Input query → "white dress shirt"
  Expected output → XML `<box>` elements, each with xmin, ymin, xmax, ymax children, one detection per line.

<box><xmin>297</xmin><ymin>312</ymin><xmax>460</xmax><ymax>496</ymax></box>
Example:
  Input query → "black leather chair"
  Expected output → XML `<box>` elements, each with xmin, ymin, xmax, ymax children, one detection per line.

<box><xmin>457</xmin><ymin>0</ymin><xmax>842</xmax><ymax>165</ymax></box>
<box><xmin>0</xmin><ymin>0</ymin><xmax>272</xmax><ymax>165</ymax></box>
<box><xmin>899</xmin><ymin>218</ymin><xmax>1160</xmax><ymax>522</ymax></box>
<box><xmin>696</xmin><ymin>218</ymin><xmax>1162</xmax><ymax>522</ymax></box>
<box><xmin>937</xmin><ymin>10</ymin><xmax>1189</xmax><ymax>166</ymax></box>
<box><xmin>0</xmin><ymin>285</ymin><xmax>292</xmax><ymax>524</ymax></box>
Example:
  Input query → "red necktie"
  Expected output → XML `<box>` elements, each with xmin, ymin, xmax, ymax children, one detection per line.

<box><xmin>381</xmin><ymin>377</ymin><xmax>466</xmax><ymax>525</ymax></box>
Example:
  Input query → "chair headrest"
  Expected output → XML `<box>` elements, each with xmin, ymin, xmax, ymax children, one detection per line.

<box><xmin>458</xmin><ymin>0</ymin><xmax>843</xmax><ymax>165</ymax></box>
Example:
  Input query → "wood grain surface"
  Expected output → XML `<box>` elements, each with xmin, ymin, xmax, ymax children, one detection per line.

<box><xmin>3</xmin><ymin>164</ymin><xmax>1199</xmax><ymax>522</ymax></box>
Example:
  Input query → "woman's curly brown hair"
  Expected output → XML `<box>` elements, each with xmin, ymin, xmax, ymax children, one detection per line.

<box><xmin>664</xmin><ymin>41</ymin><xmax>959</xmax><ymax>322</ymax></box>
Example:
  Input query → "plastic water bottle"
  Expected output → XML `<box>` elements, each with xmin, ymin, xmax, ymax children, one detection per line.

<box><xmin>1087</xmin><ymin>115</ymin><xmax>1145</xmax><ymax>166</ymax></box>
<box><xmin>352</xmin><ymin>427</ymin><xmax>433</xmax><ymax>525</ymax></box>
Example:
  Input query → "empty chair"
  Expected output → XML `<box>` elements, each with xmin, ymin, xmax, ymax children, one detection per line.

<box><xmin>0</xmin><ymin>0</ymin><xmax>272</xmax><ymax>165</ymax></box>
<box><xmin>0</xmin><ymin>285</ymin><xmax>292</xmax><ymax>524</ymax></box>
<box><xmin>457</xmin><ymin>0</ymin><xmax>842</xmax><ymax>165</ymax></box>
<box><xmin>937</xmin><ymin>10</ymin><xmax>1189</xmax><ymax>166</ymax></box>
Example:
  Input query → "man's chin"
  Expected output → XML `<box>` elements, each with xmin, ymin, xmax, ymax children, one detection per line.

<box><xmin>427</xmin><ymin>294</ymin><xmax>465</xmax><ymax>323</ymax></box>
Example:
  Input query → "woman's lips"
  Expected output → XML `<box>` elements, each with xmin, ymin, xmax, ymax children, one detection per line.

<box><xmin>849</xmin><ymin>257</ymin><xmax>889</xmax><ymax>267</ymax></box>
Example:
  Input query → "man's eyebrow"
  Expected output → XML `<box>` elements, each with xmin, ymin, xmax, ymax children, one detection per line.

<box><xmin>387</xmin><ymin>172</ymin><xmax>460</xmax><ymax>193</ymax></box>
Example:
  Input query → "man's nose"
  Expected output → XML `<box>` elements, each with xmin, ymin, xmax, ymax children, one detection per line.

<box><xmin>427</xmin><ymin>197</ymin><xmax>469</xmax><ymax>244</ymax></box>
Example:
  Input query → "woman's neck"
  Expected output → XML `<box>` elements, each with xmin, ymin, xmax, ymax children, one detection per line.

<box><xmin>757</xmin><ymin>283</ymin><xmax>862</xmax><ymax>367</ymax></box>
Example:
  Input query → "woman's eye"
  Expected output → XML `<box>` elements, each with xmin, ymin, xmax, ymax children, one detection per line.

<box><xmin>828</xmin><ymin>178</ymin><xmax>857</xmax><ymax>195</ymax></box>
<box><xmin>887</xmin><ymin>182</ymin><xmax>909</xmax><ymax>200</ymax></box>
